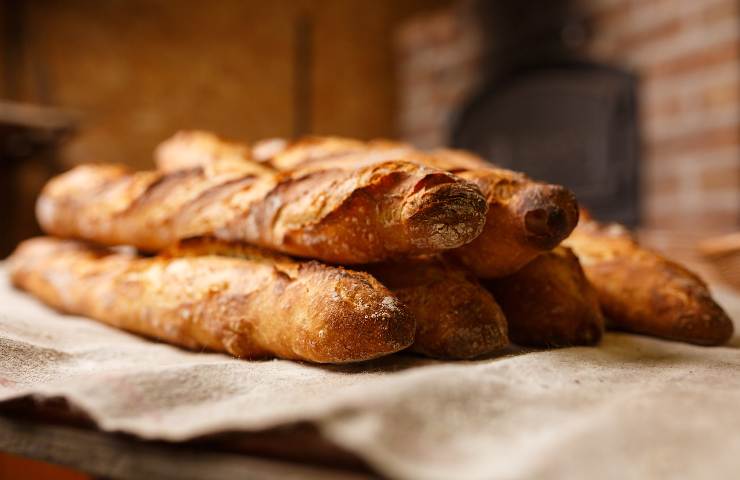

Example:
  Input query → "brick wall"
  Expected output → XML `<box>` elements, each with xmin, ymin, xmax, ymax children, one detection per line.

<box><xmin>395</xmin><ymin>0</ymin><xmax>740</xmax><ymax>232</ymax></box>
<box><xmin>395</xmin><ymin>3</ymin><xmax>483</xmax><ymax>149</ymax></box>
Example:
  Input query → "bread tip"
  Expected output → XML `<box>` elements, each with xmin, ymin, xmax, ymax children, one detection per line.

<box><xmin>303</xmin><ymin>269</ymin><xmax>416</xmax><ymax>363</ymax></box>
<box><xmin>520</xmin><ymin>184</ymin><xmax>579</xmax><ymax>249</ymax></box>
<box><xmin>674</xmin><ymin>306</ymin><xmax>735</xmax><ymax>346</ymax></box>
<box><xmin>404</xmin><ymin>181</ymin><xmax>488</xmax><ymax>251</ymax></box>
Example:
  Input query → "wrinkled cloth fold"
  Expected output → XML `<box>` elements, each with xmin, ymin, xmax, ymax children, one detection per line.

<box><xmin>1</xmin><ymin>267</ymin><xmax>739</xmax><ymax>480</ymax></box>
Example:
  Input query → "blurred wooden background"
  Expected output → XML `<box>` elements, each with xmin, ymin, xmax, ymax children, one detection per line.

<box><xmin>2</xmin><ymin>0</ymin><xmax>450</xmax><ymax>169</ymax></box>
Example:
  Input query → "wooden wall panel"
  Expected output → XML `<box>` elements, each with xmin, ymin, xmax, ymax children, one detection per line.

<box><xmin>25</xmin><ymin>0</ymin><xmax>295</xmax><ymax>169</ymax></box>
<box><xmin>9</xmin><ymin>0</ymin><xmax>449</xmax><ymax>170</ymax></box>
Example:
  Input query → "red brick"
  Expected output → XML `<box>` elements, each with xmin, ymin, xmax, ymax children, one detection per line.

<box><xmin>643</xmin><ymin>80</ymin><xmax>739</xmax><ymax>121</ymax></box>
<box><xmin>395</xmin><ymin>9</ymin><xmax>460</xmax><ymax>53</ymax></box>
<box><xmin>642</xmin><ymin>95</ymin><xmax>684</xmax><ymax>119</ymax></box>
<box><xmin>648</xmin><ymin>171</ymin><xmax>681</xmax><ymax>196</ymax></box>
<box><xmin>648</xmin><ymin>125</ymin><xmax>740</xmax><ymax>159</ymax></box>
<box><xmin>644</xmin><ymin>39</ymin><xmax>739</xmax><ymax>78</ymax></box>
<box><xmin>643</xmin><ymin>203</ymin><xmax>740</xmax><ymax>231</ymax></box>
<box><xmin>617</xmin><ymin>18</ymin><xmax>683</xmax><ymax>51</ymax></box>
<box><xmin>702</xmin><ymin>83</ymin><xmax>740</xmax><ymax>110</ymax></box>
<box><xmin>700</xmin><ymin>0</ymin><xmax>739</xmax><ymax>24</ymax></box>
<box><xmin>700</xmin><ymin>164</ymin><xmax>740</xmax><ymax>190</ymax></box>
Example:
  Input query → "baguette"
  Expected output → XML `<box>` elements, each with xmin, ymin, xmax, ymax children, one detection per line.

<box><xmin>365</xmin><ymin>258</ymin><xmax>509</xmax><ymax>358</ymax></box>
<box><xmin>8</xmin><ymin>237</ymin><xmax>415</xmax><ymax>363</ymax></box>
<box><xmin>156</xmin><ymin>134</ymin><xmax>508</xmax><ymax>358</ymax></box>
<box><xmin>172</xmin><ymin>237</ymin><xmax>510</xmax><ymax>358</ymax></box>
<box><xmin>264</xmin><ymin>137</ymin><xmax>580</xmax><ymax>277</ymax></box>
<box><xmin>486</xmin><ymin>246</ymin><xmax>604</xmax><ymax>347</ymax></box>
<box><xmin>444</xmin><ymin>166</ymin><xmax>578</xmax><ymax>278</ymax></box>
<box><xmin>37</xmin><ymin>159</ymin><xmax>488</xmax><ymax>263</ymax></box>
<box><xmin>564</xmin><ymin>220</ymin><xmax>734</xmax><ymax>346</ymax></box>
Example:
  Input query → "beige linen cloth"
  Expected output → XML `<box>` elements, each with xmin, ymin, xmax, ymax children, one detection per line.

<box><xmin>1</xmin><ymin>266</ymin><xmax>739</xmax><ymax>480</ymax></box>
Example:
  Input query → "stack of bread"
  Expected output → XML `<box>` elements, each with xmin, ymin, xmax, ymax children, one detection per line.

<box><xmin>8</xmin><ymin>131</ymin><xmax>734</xmax><ymax>363</ymax></box>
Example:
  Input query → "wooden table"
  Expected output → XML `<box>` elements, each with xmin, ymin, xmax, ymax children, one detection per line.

<box><xmin>0</xmin><ymin>401</ymin><xmax>375</xmax><ymax>480</ymax></box>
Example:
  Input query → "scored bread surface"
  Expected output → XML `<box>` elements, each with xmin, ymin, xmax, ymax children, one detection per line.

<box><xmin>37</xmin><ymin>158</ymin><xmax>488</xmax><ymax>264</ymax></box>
<box><xmin>9</xmin><ymin>237</ymin><xmax>415</xmax><ymax>363</ymax></box>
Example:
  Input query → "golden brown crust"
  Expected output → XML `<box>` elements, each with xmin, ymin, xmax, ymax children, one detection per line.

<box><xmin>423</xmin><ymin>148</ymin><xmax>493</xmax><ymax>172</ymax></box>
<box><xmin>153</xmin><ymin>132</ymin><xmax>579</xmax><ymax>277</ymax></box>
<box><xmin>486</xmin><ymin>247</ymin><xmax>605</xmax><ymax>347</ymax></box>
<box><xmin>448</xmin><ymin>169</ymin><xmax>579</xmax><ymax>277</ymax></box>
<box><xmin>8</xmin><ymin>237</ymin><xmax>415</xmax><ymax>363</ymax></box>
<box><xmin>37</xmin><ymin>159</ymin><xmax>488</xmax><ymax>263</ymax></box>
<box><xmin>252</xmin><ymin>137</ymin><xmax>288</xmax><ymax>163</ymax></box>
<box><xmin>156</xmin><ymin>130</ymin><xmax>274</xmax><ymax>176</ymax></box>
<box><xmin>153</xmin><ymin>136</ymin><xmax>507</xmax><ymax>358</ymax></box>
<box><xmin>177</xmin><ymin>236</ymin><xmax>510</xmax><ymax>358</ymax></box>
<box><xmin>261</xmin><ymin>136</ymin><xmax>579</xmax><ymax>277</ymax></box>
<box><xmin>365</xmin><ymin>257</ymin><xmax>509</xmax><ymax>358</ymax></box>
<box><xmin>564</xmin><ymin>221</ymin><xmax>734</xmax><ymax>346</ymax></box>
<box><xmin>270</xmin><ymin>136</ymin><xmax>413</xmax><ymax>171</ymax></box>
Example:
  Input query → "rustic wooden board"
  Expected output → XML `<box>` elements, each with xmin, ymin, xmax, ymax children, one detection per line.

<box><xmin>0</xmin><ymin>415</ymin><xmax>374</xmax><ymax>480</ymax></box>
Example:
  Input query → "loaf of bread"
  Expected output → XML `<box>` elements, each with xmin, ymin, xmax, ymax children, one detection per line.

<box><xmin>486</xmin><ymin>246</ymin><xmax>605</xmax><ymax>347</ymax></box>
<box><xmin>409</xmin><ymin>148</ymin><xmax>580</xmax><ymax>278</ymax></box>
<box><xmin>175</xmin><ymin>238</ymin><xmax>508</xmax><ymax>359</ymax></box>
<box><xmin>37</xmin><ymin>158</ymin><xmax>488</xmax><ymax>263</ymax></box>
<box><xmin>255</xmin><ymin>136</ymin><xmax>580</xmax><ymax>277</ymax></box>
<box><xmin>365</xmin><ymin>258</ymin><xmax>509</xmax><ymax>358</ymax></box>
<box><xmin>445</xmin><ymin>165</ymin><xmax>579</xmax><ymax>278</ymax></box>
<box><xmin>9</xmin><ymin>237</ymin><xmax>415</xmax><ymax>363</ymax></box>
<box><xmin>169</xmin><ymin>238</ymin><xmax>508</xmax><ymax>359</ymax></box>
<box><xmin>158</xmin><ymin>132</ymin><xmax>579</xmax><ymax>278</ymax></box>
<box><xmin>564</xmin><ymin>220</ymin><xmax>734</xmax><ymax>346</ymax></box>
<box><xmin>156</xmin><ymin>133</ymin><xmax>509</xmax><ymax>359</ymax></box>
